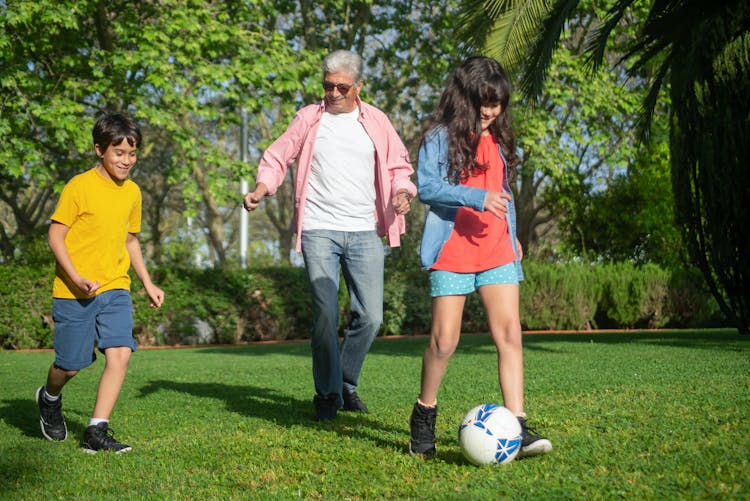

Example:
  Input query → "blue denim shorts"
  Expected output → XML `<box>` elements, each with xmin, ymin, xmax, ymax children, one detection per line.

<box><xmin>52</xmin><ymin>289</ymin><xmax>137</xmax><ymax>370</ymax></box>
<box><xmin>430</xmin><ymin>262</ymin><xmax>519</xmax><ymax>297</ymax></box>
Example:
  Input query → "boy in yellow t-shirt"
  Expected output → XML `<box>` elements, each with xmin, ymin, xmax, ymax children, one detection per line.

<box><xmin>36</xmin><ymin>112</ymin><xmax>164</xmax><ymax>454</ymax></box>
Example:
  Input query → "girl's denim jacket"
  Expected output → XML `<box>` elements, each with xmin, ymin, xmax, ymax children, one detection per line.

<box><xmin>417</xmin><ymin>126</ymin><xmax>524</xmax><ymax>281</ymax></box>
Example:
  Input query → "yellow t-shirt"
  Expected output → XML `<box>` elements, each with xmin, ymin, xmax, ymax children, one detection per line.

<box><xmin>51</xmin><ymin>167</ymin><xmax>142</xmax><ymax>299</ymax></box>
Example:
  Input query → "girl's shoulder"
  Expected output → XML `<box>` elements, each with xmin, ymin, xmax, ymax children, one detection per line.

<box><xmin>423</xmin><ymin>124</ymin><xmax>448</xmax><ymax>145</ymax></box>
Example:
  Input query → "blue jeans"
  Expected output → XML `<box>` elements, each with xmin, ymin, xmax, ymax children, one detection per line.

<box><xmin>301</xmin><ymin>229</ymin><xmax>384</xmax><ymax>405</ymax></box>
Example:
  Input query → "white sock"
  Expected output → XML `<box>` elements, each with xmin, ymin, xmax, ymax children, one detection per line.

<box><xmin>43</xmin><ymin>389</ymin><xmax>60</xmax><ymax>402</ymax></box>
<box><xmin>417</xmin><ymin>397</ymin><xmax>436</xmax><ymax>408</ymax></box>
<box><xmin>89</xmin><ymin>418</ymin><xmax>108</xmax><ymax>427</ymax></box>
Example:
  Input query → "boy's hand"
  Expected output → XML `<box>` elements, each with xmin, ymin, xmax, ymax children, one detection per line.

<box><xmin>145</xmin><ymin>284</ymin><xmax>165</xmax><ymax>308</ymax></box>
<box><xmin>76</xmin><ymin>277</ymin><xmax>101</xmax><ymax>296</ymax></box>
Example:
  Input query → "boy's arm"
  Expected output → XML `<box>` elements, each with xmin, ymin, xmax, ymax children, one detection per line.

<box><xmin>125</xmin><ymin>233</ymin><xmax>164</xmax><ymax>308</ymax></box>
<box><xmin>48</xmin><ymin>221</ymin><xmax>100</xmax><ymax>296</ymax></box>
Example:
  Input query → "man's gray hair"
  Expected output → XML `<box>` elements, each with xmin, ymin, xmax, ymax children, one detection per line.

<box><xmin>322</xmin><ymin>50</ymin><xmax>363</xmax><ymax>82</ymax></box>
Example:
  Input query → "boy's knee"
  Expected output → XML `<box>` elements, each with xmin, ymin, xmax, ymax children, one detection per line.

<box><xmin>102</xmin><ymin>346</ymin><xmax>132</xmax><ymax>364</ymax></box>
<box><xmin>52</xmin><ymin>364</ymin><xmax>79</xmax><ymax>378</ymax></box>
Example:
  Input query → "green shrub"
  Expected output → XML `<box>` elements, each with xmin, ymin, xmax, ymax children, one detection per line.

<box><xmin>667</xmin><ymin>266</ymin><xmax>725</xmax><ymax>327</ymax></box>
<box><xmin>0</xmin><ymin>265</ymin><xmax>54</xmax><ymax>349</ymax></box>
<box><xmin>383</xmin><ymin>269</ymin><xmax>431</xmax><ymax>335</ymax></box>
<box><xmin>0</xmin><ymin>260</ymin><xmax>730</xmax><ymax>350</ymax></box>
<box><xmin>520</xmin><ymin>261</ymin><xmax>602</xmax><ymax>330</ymax></box>
<box><xmin>598</xmin><ymin>262</ymin><xmax>671</xmax><ymax>328</ymax></box>
<box><xmin>132</xmin><ymin>267</ymin><xmax>243</xmax><ymax>345</ymax></box>
<box><xmin>132</xmin><ymin>266</ymin><xmax>314</xmax><ymax>344</ymax></box>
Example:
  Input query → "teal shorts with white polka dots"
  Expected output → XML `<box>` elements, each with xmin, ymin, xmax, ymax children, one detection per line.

<box><xmin>429</xmin><ymin>262</ymin><xmax>518</xmax><ymax>297</ymax></box>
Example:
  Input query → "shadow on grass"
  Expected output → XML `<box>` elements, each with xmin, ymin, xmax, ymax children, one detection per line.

<box><xmin>181</xmin><ymin>329</ymin><xmax>745</xmax><ymax>360</ymax></box>
<box><xmin>0</xmin><ymin>397</ymin><xmax>88</xmax><ymax>441</ymax></box>
<box><xmin>521</xmin><ymin>328</ymin><xmax>747</xmax><ymax>352</ymax></box>
<box><xmin>193</xmin><ymin>335</ymin><xmax>429</xmax><ymax>358</ymax></box>
<box><xmin>440</xmin><ymin>329</ymin><xmax>747</xmax><ymax>355</ymax></box>
<box><xmin>136</xmin><ymin>379</ymin><xmax>409</xmax><ymax>454</ymax></box>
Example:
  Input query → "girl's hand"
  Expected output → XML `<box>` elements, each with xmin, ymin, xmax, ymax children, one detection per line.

<box><xmin>484</xmin><ymin>191</ymin><xmax>511</xmax><ymax>219</ymax></box>
<box><xmin>393</xmin><ymin>191</ymin><xmax>412</xmax><ymax>215</ymax></box>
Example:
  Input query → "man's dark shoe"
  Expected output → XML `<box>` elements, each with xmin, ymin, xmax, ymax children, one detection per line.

<box><xmin>82</xmin><ymin>422</ymin><xmax>132</xmax><ymax>454</ymax></box>
<box><xmin>342</xmin><ymin>391</ymin><xmax>368</xmax><ymax>413</ymax></box>
<box><xmin>517</xmin><ymin>416</ymin><xmax>552</xmax><ymax>458</ymax></box>
<box><xmin>313</xmin><ymin>395</ymin><xmax>338</xmax><ymax>421</ymax></box>
<box><xmin>36</xmin><ymin>386</ymin><xmax>67</xmax><ymax>441</ymax></box>
<box><xmin>409</xmin><ymin>401</ymin><xmax>437</xmax><ymax>458</ymax></box>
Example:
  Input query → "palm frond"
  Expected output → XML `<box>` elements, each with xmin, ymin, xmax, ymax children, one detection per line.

<box><xmin>711</xmin><ymin>29</ymin><xmax>750</xmax><ymax>83</ymax></box>
<box><xmin>455</xmin><ymin>0</ymin><xmax>554</xmax><ymax>72</ymax></box>
<box><xmin>455</xmin><ymin>0</ymin><xmax>512</xmax><ymax>53</ymax></box>
<box><xmin>520</xmin><ymin>0</ymin><xmax>583</xmax><ymax>98</ymax></box>
<box><xmin>636</xmin><ymin>57</ymin><xmax>671</xmax><ymax>142</ymax></box>
<box><xmin>584</xmin><ymin>0</ymin><xmax>637</xmax><ymax>71</ymax></box>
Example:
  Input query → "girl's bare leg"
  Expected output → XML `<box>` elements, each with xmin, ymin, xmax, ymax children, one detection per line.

<box><xmin>478</xmin><ymin>283</ymin><xmax>524</xmax><ymax>416</ymax></box>
<box><xmin>419</xmin><ymin>295</ymin><xmax>466</xmax><ymax>405</ymax></box>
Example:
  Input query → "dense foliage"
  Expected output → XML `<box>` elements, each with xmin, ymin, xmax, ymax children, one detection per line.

<box><xmin>1</xmin><ymin>260</ymin><xmax>724</xmax><ymax>350</ymax></box>
<box><xmin>456</xmin><ymin>0</ymin><xmax>750</xmax><ymax>332</ymax></box>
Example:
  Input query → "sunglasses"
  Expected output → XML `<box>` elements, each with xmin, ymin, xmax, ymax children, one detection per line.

<box><xmin>323</xmin><ymin>81</ymin><xmax>352</xmax><ymax>94</ymax></box>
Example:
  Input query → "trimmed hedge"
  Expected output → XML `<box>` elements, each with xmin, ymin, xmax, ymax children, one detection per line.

<box><xmin>0</xmin><ymin>261</ymin><xmax>727</xmax><ymax>349</ymax></box>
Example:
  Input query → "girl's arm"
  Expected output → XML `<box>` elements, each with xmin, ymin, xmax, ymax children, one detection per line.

<box><xmin>418</xmin><ymin>128</ymin><xmax>511</xmax><ymax>218</ymax></box>
<box><xmin>417</xmin><ymin>128</ymin><xmax>487</xmax><ymax>211</ymax></box>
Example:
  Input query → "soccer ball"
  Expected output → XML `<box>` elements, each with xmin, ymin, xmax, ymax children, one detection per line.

<box><xmin>458</xmin><ymin>404</ymin><xmax>522</xmax><ymax>465</ymax></box>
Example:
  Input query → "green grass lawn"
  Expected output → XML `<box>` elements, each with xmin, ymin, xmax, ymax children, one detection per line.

<box><xmin>1</xmin><ymin>329</ymin><xmax>748</xmax><ymax>500</ymax></box>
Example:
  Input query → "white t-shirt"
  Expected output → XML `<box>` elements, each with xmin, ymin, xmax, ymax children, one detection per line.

<box><xmin>302</xmin><ymin>108</ymin><xmax>377</xmax><ymax>231</ymax></box>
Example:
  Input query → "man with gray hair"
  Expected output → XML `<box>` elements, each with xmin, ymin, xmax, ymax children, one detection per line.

<box><xmin>243</xmin><ymin>49</ymin><xmax>417</xmax><ymax>420</ymax></box>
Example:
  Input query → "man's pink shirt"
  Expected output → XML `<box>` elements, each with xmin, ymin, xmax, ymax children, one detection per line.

<box><xmin>256</xmin><ymin>98</ymin><xmax>417</xmax><ymax>252</ymax></box>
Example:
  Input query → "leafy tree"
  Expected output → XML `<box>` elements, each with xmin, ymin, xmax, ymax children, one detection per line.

<box><xmin>1</xmin><ymin>1</ymin><xmax>465</xmax><ymax>267</ymax></box>
<box><xmin>243</xmin><ymin>0</ymin><xmax>463</xmax><ymax>263</ymax></box>
<box><xmin>511</xmin><ymin>43</ymin><xmax>643</xmax><ymax>257</ymax></box>
<box><xmin>0</xmin><ymin>0</ymin><xmax>304</xmax><ymax>266</ymax></box>
<box><xmin>457</xmin><ymin>0</ymin><xmax>750</xmax><ymax>333</ymax></box>
<box><xmin>562</xmin><ymin>109</ymin><xmax>684</xmax><ymax>266</ymax></box>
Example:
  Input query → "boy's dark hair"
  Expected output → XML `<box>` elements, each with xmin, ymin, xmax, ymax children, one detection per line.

<box><xmin>92</xmin><ymin>112</ymin><xmax>142</xmax><ymax>150</ymax></box>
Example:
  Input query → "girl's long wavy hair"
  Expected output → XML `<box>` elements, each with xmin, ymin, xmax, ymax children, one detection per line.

<box><xmin>421</xmin><ymin>56</ymin><xmax>518</xmax><ymax>184</ymax></box>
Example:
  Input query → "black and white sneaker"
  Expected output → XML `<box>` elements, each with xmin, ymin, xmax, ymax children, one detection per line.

<box><xmin>82</xmin><ymin>422</ymin><xmax>132</xmax><ymax>454</ymax></box>
<box><xmin>409</xmin><ymin>401</ymin><xmax>437</xmax><ymax>458</ymax></box>
<box><xmin>517</xmin><ymin>416</ymin><xmax>552</xmax><ymax>458</ymax></box>
<box><xmin>36</xmin><ymin>386</ymin><xmax>67</xmax><ymax>441</ymax></box>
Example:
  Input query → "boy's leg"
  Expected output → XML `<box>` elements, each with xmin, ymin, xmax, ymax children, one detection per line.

<box><xmin>91</xmin><ymin>289</ymin><xmax>136</xmax><ymax>420</ymax></box>
<box><xmin>92</xmin><ymin>346</ymin><xmax>132</xmax><ymax>419</ymax></box>
<box><xmin>82</xmin><ymin>346</ymin><xmax>133</xmax><ymax>454</ymax></box>
<box><xmin>37</xmin><ymin>367</ymin><xmax>73</xmax><ymax>442</ymax></box>
<box><xmin>38</xmin><ymin>297</ymin><xmax>97</xmax><ymax>442</ymax></box>
<box><xmin>45</xmin><ymin>364</ymin><xmax>78</xmax><ymax>396</ymax></box>
<box><xmin>81</xmin><ymin>290</ymin><xmax>135</xmax><ymax>453</ymax></box>
<box><xmin>37</xmin><ymin>364</ymin><xmax>77</xmax><ymax>440</ymax></box>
